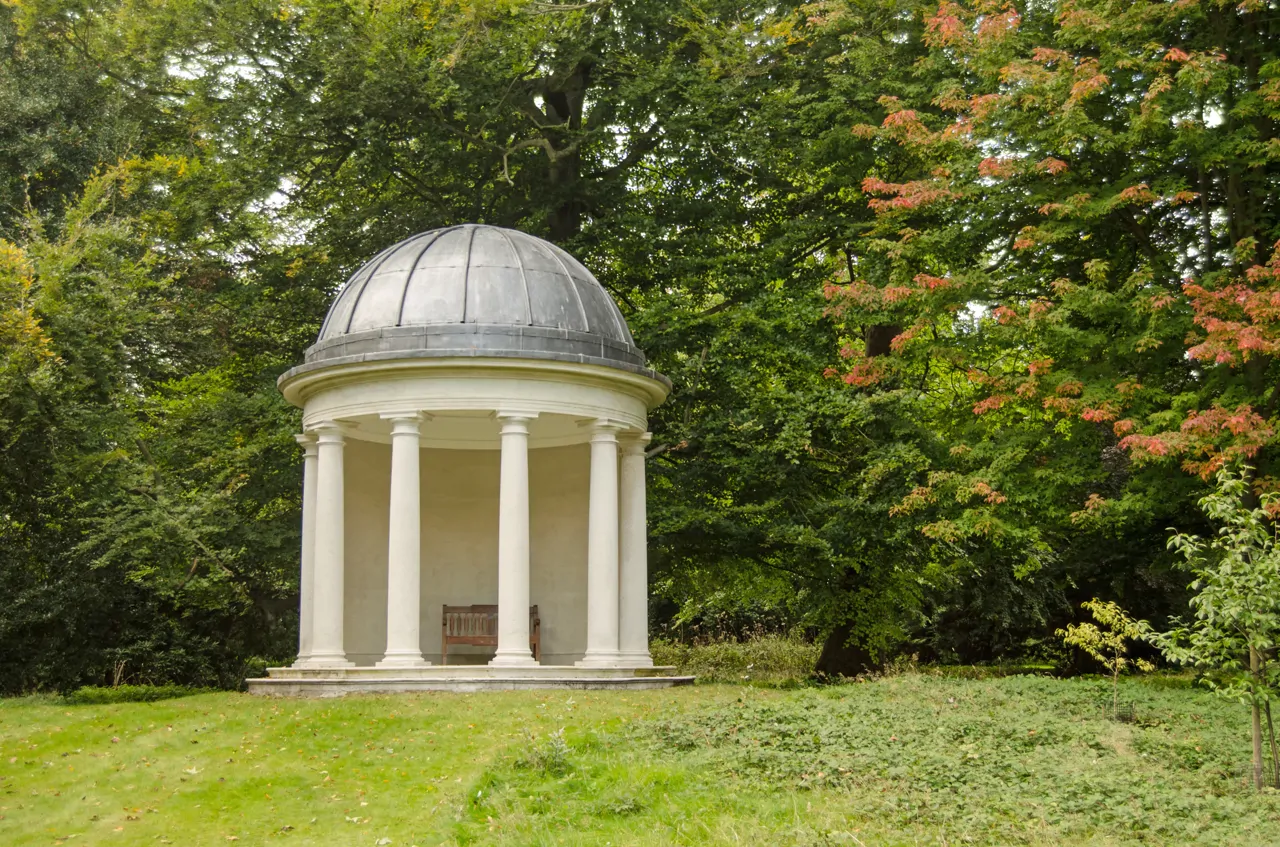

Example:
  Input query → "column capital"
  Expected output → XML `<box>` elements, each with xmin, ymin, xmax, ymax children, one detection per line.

<box><xmin>312</xmin><ymin>420</ymin><xmax>347</xmax><ymax>443</ymax></box>
<box><xmin>380</xmin><ymin>411</ymin><xmax>427</xmax><ymax>437</ymax></box>
<box><xmin>496</xmin><ymin>410</ymin><xmax>538</xmax><ymax>436</ymax></box>
<box><xmin>495</xmin><ymin>410</ymin><xmax>539</xmax><ymax>422</ymax></box>
<box><xmin>583</xmin><ymin>418</ymin><xmax>628</xmax><ymax>443</ymax></box>
<box><xmin>294</xmin><ymin>432</ymin><xmax>319</xmax><ymax>455</ymax></box>
<box><xmin>378</xmin><ymin>410</ymin><xmax>430</xmax><ymax>424</ymax></box>
<box><xmin>619</xmin><ymin>431</ymin><xmax>653</xmax><ymax>454</ymax></box>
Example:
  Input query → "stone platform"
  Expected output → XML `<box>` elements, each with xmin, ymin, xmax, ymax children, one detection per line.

<box><xmin>247</xmin><ymin>665</ymin><xmax>693</xmax><ymax>696</ymax></box>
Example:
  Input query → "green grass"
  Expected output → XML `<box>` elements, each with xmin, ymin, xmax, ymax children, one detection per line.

<box><xmin>1</xmin><ymin>674</ymin><xmax>1275</xmax><ymax>845</ymax></box>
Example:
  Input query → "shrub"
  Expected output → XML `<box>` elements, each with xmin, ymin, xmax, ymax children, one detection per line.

<box><xmin>515</xmin><ymin>728</ymin><xmax>571</xmax><ymax>776</ymax></box>
<box><xmin>63</xmin><ymin>684</ymin><xmax>210</xmax><ymax>705</ymax></box>
<box><xmin>1056</xmin><ymin>599</ymin><xmax>1154</xmax><ymax>718</ymax></box>
<box><xmin>240</xmin><ymin>656</ymin><xmax>271</xmax><ymax>685</ymax></box>
<box><xmin>651</xmin><ymin>632</ymin><xmax>818</xmax><ymax>684</ymax></box>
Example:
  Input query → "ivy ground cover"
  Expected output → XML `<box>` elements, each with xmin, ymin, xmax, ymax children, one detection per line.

<box><xmin>1</xmin><ymin>675</ymin><xmax>1273</xmax><ymax>846</ymax></box>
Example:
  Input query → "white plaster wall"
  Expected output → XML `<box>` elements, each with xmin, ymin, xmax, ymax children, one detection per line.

<box><xmin>343</xmin><ymin>439</ymin><xmax>391</xmax><ymax>666</ymax></box>
<box><xmin>342</xmin><ymin>440</ymin><xmax>590</xmax><ymax>666</ymax></box>
<box><xmin>527</xmin><ymin>443</ymin><xmax>590</xmax><ymax>665</ymax></box>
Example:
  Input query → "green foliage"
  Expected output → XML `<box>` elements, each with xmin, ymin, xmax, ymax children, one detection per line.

<box><xmin>0</xmin><ymin>0</ymin><xmax>968</xmax><ymax>683</ymax></box>
<box><xmin>4</xmin><ymin>0</ymin><xmax>1279</xmax><ymax>689</ymax></box>
<box><xmin>0</xmin><ymin>157</ymin><xmax>306</xmax><ymax>694</ymax></box>
<box><xmin>632</xmin><ymin>676</ymin><xmax>1275</xmax><ymax>844</ymax></box>
<box><xmin>0</xmin><ymin>4</ymin><xmax>153</xmax><ymax>230</ymax></box>
<box><xmin>514</xmin><ymin>727</ymin><xmax>571</xmax><ymax>777</ymax></box>
<box><xmin>815</xmin><ymin>0</ymin><xmax>1238</xmax><ymax>664</ymax></box>
<box><xmin>649</xmin><ymin>634</ymin><xmax>819</xmax><ymax>686</ymax></box>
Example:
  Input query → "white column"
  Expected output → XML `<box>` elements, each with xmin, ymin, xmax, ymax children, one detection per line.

<box><xmin>578</xmin><ymin>420</ymin><xmax>624</xmax><ymax>667</ymax></box>
<box><xmin>491</xmin><ymin>411</ymin><xmax>538</xmax><ymax>666</ymax></box>
<box><xmin>617</xmin><ymin>431</ymin><xmax>653</xmax><ymax>667</ymax></box>
<box><xmin>292</xmin><ymin>433</ymin><xmax>319</xmax><ymax>667</ymax></box>
<box><xmin>308</xmin><ymin>422</ymin><xmax>352</xmax><ymax>667</ymax></box>
<box><xmin>377</xmin><ymin>413</ymin><xmax>428</xmax><ymax>668</ymax></box>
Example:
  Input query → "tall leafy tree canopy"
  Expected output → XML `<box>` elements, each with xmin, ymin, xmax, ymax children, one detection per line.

<box><xmin>2</xmin><ymin>0</ymin><xmax>1276</xmax><ymax>688</ymax></box>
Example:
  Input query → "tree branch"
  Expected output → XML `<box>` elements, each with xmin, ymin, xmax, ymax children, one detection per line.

<box><xmin>583</xmin><ymin>124</ymin><xmax>663</xmax><ymax>181</ymax></box>
<box><xmin>500</xmin><ymin>135</ymin><xmax>585</xmax><ymax>185</ymax></box>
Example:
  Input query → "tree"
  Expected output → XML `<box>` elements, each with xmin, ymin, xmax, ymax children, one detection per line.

<box><xmin>815</xmin><ymin>0</ymin><xmax>1280</xmax><ymax>665</ymax></box>
<box><xmin>1056</xmin><ymin>599</ymin><xmax>1153</xmax><ymax>718</ymax></box>
<box><xmin>0</xmin><ymin>148</ymin><xmax>319</xmax><ymax>691</ymax></box>
<box><xmin>1152</xmin><ymin>466</ymin><xmax>1280</xmax><ymax>791</ymax></box>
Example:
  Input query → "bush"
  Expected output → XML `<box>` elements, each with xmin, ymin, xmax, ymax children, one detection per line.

<box><xmin>63</xmin><ymin>684</ymin><xmax>210</xmax><ymax>705</ymax></box>
<box><xmin>515</xmin><ymin>728</ymin><xmax>571</xmax><ymax>776</ymax></box>
<box><xmin>240</xmin><ymin>656</ymin><xmax>271</xmax><ymax>685</ymax></box>
<box><xmin>926</xmin><ymin>662</ymin><xmax>1056</xmax><ymax>679</ymax></box>
<box><xmin>651</xmin><ymin>633</ymin><xmax>818</xmax><ymax>685</ymax></box>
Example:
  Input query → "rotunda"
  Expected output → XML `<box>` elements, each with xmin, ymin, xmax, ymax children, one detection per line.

<box><xmin>250</xmin><ymin>225</ymin><xmax>683</xmax><ymax>694</ymax></box>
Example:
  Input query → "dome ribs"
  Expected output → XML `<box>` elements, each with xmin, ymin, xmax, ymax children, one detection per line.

<box><xmin>493</xmin><ymin>227</ymin><xmax>534</xmax><ymax>327</ymax></box>
<box><xmin>341</xmin><ymin>232</ymin><xmax>430</xmax><ymax>336</ymax></box>
<box><xmin>394</xmin><ymin>229</ymin><xmax>448</xmax><ymax>328</ymax></box>
<box><xmin>461</xmin><ymin>224</ymin><xmax>478</xmax><ymax>324</ymax></box>
<box><xmin>542</xmin><ymin>238</ymin><xmax>591</xmax><ymax>333</ymax></box>
<box><xmin>318</xmin><ymin>240</ymin><xmax>400</xmax><ymax>340</ymax></box>
<box><xmin>306</xmin><ymin>225</ymin><xmax>647</xmax><ymax>373</ymax></box>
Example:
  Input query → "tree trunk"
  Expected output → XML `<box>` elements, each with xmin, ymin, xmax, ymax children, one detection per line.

<box><xmin>864</xmin><ymin>324</ymin><xmax>902</xmax><ymax>358</ymax></box>
<box><xmin>543</xmin><ymin>62</ymin><xmax>591</xmax><ymax>243</ymax></box>
<box><xmin>815</xmin><ymin>621</ymin><xmax>879</xmax><ymax>677</ymax></box>
<box><xmin>1266</xmin><ymin>700</ymin><xmax>1279</xmax><ymax>788</ymax></box>
<box><xmin>828</xmin><ymin>300</ymin><xmax>901</xmax><ymax>674</ymax></box>
<box><xmin>1112</xmin><ymin>666</ymin><xmax>1120</xmax><ymax>719</ymax></box>
<box><xmin>1253</xmin><ymin>646</ymin><xmax>1265</xmax><ymax>790</ymax></box>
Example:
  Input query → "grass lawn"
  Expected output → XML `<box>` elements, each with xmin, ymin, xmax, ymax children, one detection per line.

<box><xmin>1</xmin><ymin>673</ymin><xmax>1276</xmax><ymax>846</ymax></box>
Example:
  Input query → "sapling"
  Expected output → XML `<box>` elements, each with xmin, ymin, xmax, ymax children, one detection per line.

<box><xmin>1057</xmin><ymin>599</ymin><xmax>1153</xmax><ymax>718</ymax></box>
<box><xmin>1149</xmin><ymin>467</ymin><xmax>1280</xmax><ymax>790</ymax></box>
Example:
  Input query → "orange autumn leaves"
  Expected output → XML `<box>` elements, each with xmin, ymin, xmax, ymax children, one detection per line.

<box><xmin>1184</xmin><ymin>245</ymin><xmax>1280</xmax><ymax>366</ymax></box>
<box><xmin>1110</xmin><ymin>241</ymin><xmax>1280</xmax><ymax>477</ymax></box>
<box><xmin>822</xmin><ymin>272</ymin><xmax>961</xmax><ymax>388</ymax></box>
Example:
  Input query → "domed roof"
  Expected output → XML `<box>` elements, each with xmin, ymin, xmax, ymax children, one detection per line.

<box><xmin>303</xmin><ymin>224</ymin><xmax>651</xmax><ymax>374</ymax></box>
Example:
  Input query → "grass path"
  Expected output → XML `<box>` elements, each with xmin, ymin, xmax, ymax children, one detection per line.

<box><xmin>1</xmin><ymin>675</ymin><xmax>1275</xmax><ymax>846</ymax></box>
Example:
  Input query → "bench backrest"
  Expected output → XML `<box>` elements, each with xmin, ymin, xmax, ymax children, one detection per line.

<box><xmin>442</xmin><ymin>605</ymin><xmax>539</xmax><ymax>637</ymax></box>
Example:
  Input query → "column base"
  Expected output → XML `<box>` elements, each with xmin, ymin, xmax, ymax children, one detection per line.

<box><xmin>376</xmin><ymin>653</ymin><xmax>431</xmax><ymax>669</ymax></box>
<box><xmin>489</xmin><ymin>651</ymin><xmax>539</xmax><ymax>667</ymax></box>
<box><xmin>297</xmin><ymin>652</ymin><xmax>354</xmax><ymax>668</ymax></box>
<box><xmin>613</xmin><ymin>652</ymin><xmax>654</xmax><ymax>668</ymax></box>
<box><xmin>576</xmin><ymin>652</ymin><xmax>623</xmax><ymax>669</ymax></box>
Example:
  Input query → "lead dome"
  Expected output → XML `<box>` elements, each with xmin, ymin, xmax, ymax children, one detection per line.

<box><xmin>304</xmin><ymin>224</ymin><xmax>649</xmax><ymax>374</ymax></box>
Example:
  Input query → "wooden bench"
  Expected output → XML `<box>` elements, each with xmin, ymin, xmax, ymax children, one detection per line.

<box><xmin>441</xmin><ymin>604</ymin><xmax>540</xmax><ymax>665</ymax></box>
